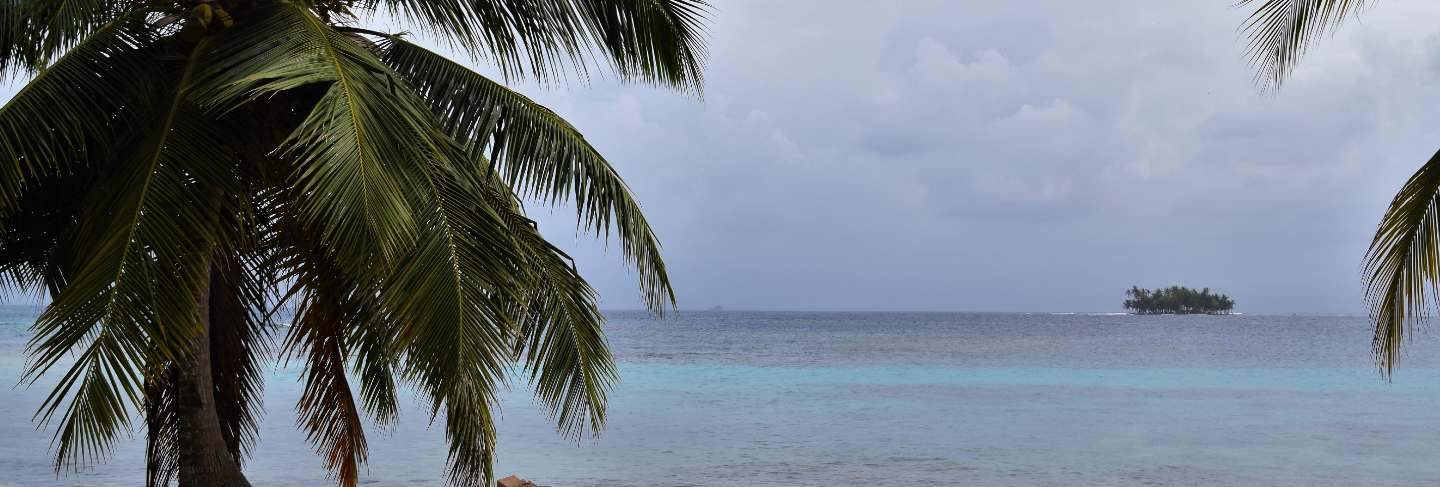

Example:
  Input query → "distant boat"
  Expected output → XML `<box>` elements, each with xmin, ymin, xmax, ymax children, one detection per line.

<box><xmin>707</xmin><ymin>305</ymin><xmax>725</xmax><ymax>312</ymax></box>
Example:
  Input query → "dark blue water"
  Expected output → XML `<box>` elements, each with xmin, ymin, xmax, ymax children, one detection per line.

<box><xmin>3</xmin><ymin>309</ymin><xmax>1439</xmax><ymax>486</ymax></box>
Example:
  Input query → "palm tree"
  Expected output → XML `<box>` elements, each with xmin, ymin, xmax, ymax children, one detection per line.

<box><xmin>1238</xmin><ymin>0</ymin><xmax>1431</xmax><ymax>376</ymax></box>
<box><xmin>0</xmin><ymin>1</ymin><xmax>706</xmax><ymax>486</ymax></box>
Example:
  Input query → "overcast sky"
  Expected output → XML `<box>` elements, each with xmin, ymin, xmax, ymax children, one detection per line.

<box><xmin>512</xmin><ymin>0</ymin><xmax>1440</xmax><ymax>313</ymax></box>
<box><xmin>9</xmin><ymin>1</ymin><xmax>1440</xmax><ymax>313</ymax></box>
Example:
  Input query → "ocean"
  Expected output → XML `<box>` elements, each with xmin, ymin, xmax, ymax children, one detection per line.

<box><xmin>3</xmin><ymin>308</ymin><xmax>1439</xmax><ymax>486</ymax></box>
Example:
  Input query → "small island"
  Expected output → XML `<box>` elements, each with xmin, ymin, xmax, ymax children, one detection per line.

<box><xmin>1124</xmin><ymin>286</ymin><xmax>1235</xmax><ymax>315</ymax></box>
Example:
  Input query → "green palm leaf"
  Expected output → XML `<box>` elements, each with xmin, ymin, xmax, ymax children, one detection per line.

<box><xmin>366</xmin><ymin>0</ymin><xmax>578</xmax><ymax>80</ymax></box>
<box><xmin>462</xmin><ymin>171</ymin><xmax>616</xmax><ymax>439</ymax></box>
<box><xmin>269</xmin><ymin>212</ymin><xmax>390</xmax><ymax>487</ymax></box>
<box><xmin>363</xmin><ymin>0</ymin><xmax>707</xmax><ymax>89</ymax></box>
<box><xmin>0</xmin><ymin>0</ymin><xmax>136</xmax><ymax>75</ymax></box>
<box><xmin>1240</xmin><ymin>0</ymin><xmax>1372</xmax><ymax>90</ymax></box>
<box><xmin>380</xmin><ymin>36</ymin><xmax>675</xmax><ymax>312</ymax></box>
<box><xmin>0</xmin><ymin>2</ymin><xmax>31</xmax><ymax>74</ymax></box>
<box><xmin>510</xmin><ymin>211</ymin><xmax>616</xmax><ymax>438</ymax></box>
<box><xmin>142</xmin><ymin>242</ymin><xmax>273</xmax><ymax>487</ymax></box>
<box><xmin>571</xmin><ymin>0</ymin><xmax>709</xmax><ymax>90</ymax></box>
<box><xmin>206</xmin><ymin>250</ymin><xmax>271</xmax><ymax>464</ymax></box>
<box><xmin>0</xmin><ymin>170</ymin><xmax>88</xmax><ymax>294</ymax></box>
<box><xmin>143</xmin><ymin>364</ymin><xmax>180</xmax><ymax>487</ymax></box>
<box><xmin>1363</xmin><ymin>149</ymin><xmax>1440</xmax><ymax>376</ymax></box>
<box><xmin>1233</xmin><ymin>2</ymin><xmax>1440</xmax><ymax>376</ymax></box>
<box><xmin>30</xmin><ymin>0</ymin><xmax>137</xmax><ymax>67</ymax></box>
<box><xmin>193</xmin><ymin>1</ymin><xmax>434</xmax><ymax>267</ymax></box>
<box><xmin>25</xmin><ymin>37</ymin><xmax>234</xmax><ymax>469</ymax></box>
<box><xmin>384</xmin><ymin>157</ymin><xmax>527</xmax><ymax>486</ymax></box>
<box><xmin>0</xmin><ymin>9</ymin><xmax>155</xmax><ymax>209</ymax></box>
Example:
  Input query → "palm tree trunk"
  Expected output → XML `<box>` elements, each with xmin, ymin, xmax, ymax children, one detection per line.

<box><xmin>176</xmin><ymin>261</ymin><xmax>251</xmax><ymax>487</ymax></box>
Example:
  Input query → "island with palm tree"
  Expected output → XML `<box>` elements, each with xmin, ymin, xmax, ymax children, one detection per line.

<box><xmin>1124</xmin><ymin>286</ymin><xmax>1235</xmax><ymax>315</ymax></box>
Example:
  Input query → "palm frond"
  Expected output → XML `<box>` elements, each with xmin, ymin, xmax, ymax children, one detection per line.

<box><xmin>284</xmin><ymin>279</ymin><xmax>369</xmax><ymax>487</ymax></box>
<box><xmin>332</xmin><ymin>32</ymin><xmax>556</xmax><ymax>484</ymax></box>
<box><xmin>1240</xmin><ymin>0</ymin><xmax>1372</xmax><ymax>90</ymax></box>
<box><xmin>193</xmin><ymin>1</ymin><xmax>440</xmax><ymax>266</ymax></box>
<box><xmin>0</xmin><ymin>10</ymin><xmax>156</xmax><ymax>209</ymax></box>
<box><xmin>0</xmin><ymin>0</ymin><xmax>137</xmax><ymax>76</ymax></box>
<box><xmin>200</xmin><ymin>9</ymin><xmax>533</xmax><ymax>479</ymax></box>
<box><xmin>143</xmin><ymin>364</ymin><xmax>180</xmax><ymax>487</ymax></box>
<box><xmin>25</xmin><ymin>38</ymin><xmax>234</xmax><ymax>470</ymax></box>
<box><xmin>380</xmin><ymin>37</ymin><xmax>674</xmax><ymax>312</ymax></box>
<box><xmin>361</xmin><ymin>0</ymin><xmax>707</xmax><ymax>89</ymax></box>
<box><xmin>29</xmin><ymin>0</ymin><xmax>138</xmax><ymax>71</ymax></box>
<box><xmin>510</xmin><ymin>211</ymin><xmax>615</xmax><ymax>438</ymax></box>
<box><xmin>361</xmin><ymin>0</ymin><xmax>576</xmax><ymax>81</ymax></box>
<box><xmin>4</xmin><ymin>0</ymin><xmax>701</xmax><ymax>482</ymax></box>
<box><xmin>0</xmin><ymin>2</ymin><xmax>31</xmax><ymax>75</ymax></box>
<box><xmin>270</xmin><ymin>196</ymin><xmax>402</xmax><ymax>433</ymax></box>
<box><xmin>384</xmin><ymin>156</ymin><xmax>525</xmax><ymax>486</ymax></box>
<box><xmin>435</xmin><ymin>377</ymin><xmax>500</xmax><ymax>487</ymax></box>
<box><xmin>1363</xmin><ymin>149</ymin><xmax>1440</xmax><ymax>376</ymax></box>
<box><xmin>456</xmin><ymin>171</ymin><xmax>617</xmax><ymax>439</ymax></box>
<box><xmin>348</xmin><ymin>301</ymin><xmax>401</xmax><ymax>429</ymax></box>
<box><xmin>262</xmin><ymin>195</ymin><xmax>413</xmax><ymax>487</ymax></box>
<box><xmin>572</xmin><ymin>0</ymin><xmax>708</xmax><ymax>91</ymax></box>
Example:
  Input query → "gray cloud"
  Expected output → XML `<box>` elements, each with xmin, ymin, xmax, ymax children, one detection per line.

<box><xmin>514</xmin><ymin>0</ymin><xmax>1440</xmax><ymax>313</ymax></box>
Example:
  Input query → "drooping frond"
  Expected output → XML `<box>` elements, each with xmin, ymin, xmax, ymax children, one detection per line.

<box><xmin>29</xmin><ymin>0</ymin><xmax>137</xmax><ymax>72</ymax></box>
<box><xmin>0</xmin><ymin>2</ymin><xmax>30</xmax><ymax>75</ymax></box>
<box><xmin>141</xmin><ymin>364</ymin><xmax>180</xmax><ymax>487</ymax></box>
<box><xmin>334</xmin><ymin>41</ymin><xmax>547</xmax><ymax>486</ymax></box>
<box><xmin>25</xmin><ymin>39</ymin><xmax>234</xmax><ymax>469</ymax></box>
<box><xmin>458</xmin><ymin>172</ymin><xmax>616</xmax><ymax>439</ymax></box>
<box><xmin>270</xmin><ymin>198</ymin><xmax>401</xmax><ymax>435</ymax></box>
<box><xmin>434</xmin><ymin>373</ymin><xmax>501</xmax><ymax>487</ymax></box>
<box><xmin>194</xmin><ymin>1</ymin><xmax>438</xmax><ymax>266</ymax></box>
<box><xmin>362</xmin><ymin>0</ymin><xmax>579</xmax><ymax>81</ymax></box>
<box><xmin>346</xmin><ymin>296</ymin><xmax>401</xmax><ymax>429</ymax></box>
<box><xmin>380</xmin><ymin>37</ymin><xmax>675</xmax><ymax>312</ymax></box>
<box><xmin>361</xmin><ymin>0</ymin><xmax>707</xmax><ymax>90</ymax></box>
<box><xmin>385</xmin><ymin>156</ymin><xmax>527</xmax><ymax>487</ymax></box>
<box><xmin>1239</xmin><ymin>0</ymin><xmax>1372</xmax><ymax>90</ymax></box>
<box><xmin>5</xmin><ymin>0</ymin><xmax>705</xmax><ymax>483</ymax></box>
<box><xmin>203</xmin><ymin>7</ymin><xmax>532</xmax><ymax>479</ymax></box>
<box><xmin>284</xmin><ymin>278</ymin><xmax>369</xmax><ymax>487</ymax></box>
<box><xmin>263</xmin><ymin>201</ymin><xmax>401</xmax><ymax>487</ymax></box>
<box><xmin>1363</xmin><ymin>149</ymin><xmax>1440</xmax><ymax>377</ymax></box>
<box><xmin>0</xmin><ymin>10</ymin><xmax>156</xmax><ymax>209</ymax></box>
<box><xmin>509</xmin><ymin>211</ymin><xmax>616</xmax><ymax>438</ymax></box>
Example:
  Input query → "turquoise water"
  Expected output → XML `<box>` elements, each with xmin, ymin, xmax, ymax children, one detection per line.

<box><xmin>4</xmin><ymin>309</ymin><xmax>1440</xmax><ymax>486</ymax></box>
